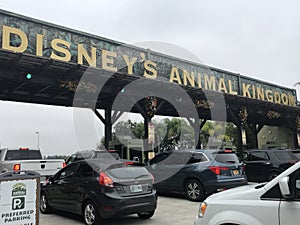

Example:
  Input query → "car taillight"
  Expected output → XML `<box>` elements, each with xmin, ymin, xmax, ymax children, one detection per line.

<box><xmin>62</xmin><ymin>162</ymin><xmax>66</xmax><ymax>168</ymax></box>
<box><xmin>13</xmin><ymin>164</ymin><xmax>21</xmax><ymax>171</ymax></box>
<box><xmin>124</xmin><ymin>161</ymin><xmax>134</xmax><ymax>165</ymax></box>
<box><xmin>150</xmin><ymin>173</ymin><xmax>154</xmax><ymax>184</ymax></box>
<box><xmin>99</xmin><ymin>172</ymin><xmax>114</xmax><ymax>187</ymax></box>
<box><xmin>209</xmin><ymin>166</ymin><xmax>229</xmax><ymax>175</ymax></box>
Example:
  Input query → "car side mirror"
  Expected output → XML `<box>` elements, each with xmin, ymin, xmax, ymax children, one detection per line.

<box><xmin>279</xmin><ymin>177</ymin><xmax>294</xmax><ymax>200</ymax></box>
<box><xmin>46</xmin><ymin>176</ymin><xmax>55</xmax><ymax>184</ymax></box>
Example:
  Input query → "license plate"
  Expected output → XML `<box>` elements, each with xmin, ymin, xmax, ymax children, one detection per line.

<box><xmin>232</xmin><ymin>170</ymin><xmax>239</xmax><ymax>175</ymax></box>
<box><xmin>129</xmin><ymin>184</ymin><xmax>143</xmax><ymax>193</ymax></box>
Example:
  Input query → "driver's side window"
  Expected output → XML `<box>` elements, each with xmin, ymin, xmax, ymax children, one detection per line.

<box><xmin>57</xmin><ymin>165</ymin><xmax>76</xmax><ymax>180</ymax></box>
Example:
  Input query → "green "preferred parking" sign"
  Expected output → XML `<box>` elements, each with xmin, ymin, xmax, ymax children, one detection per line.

<box><xmin>0</xmin><ymin>172</ymin><xmax>39</xmax><ymax>225</ymax></box>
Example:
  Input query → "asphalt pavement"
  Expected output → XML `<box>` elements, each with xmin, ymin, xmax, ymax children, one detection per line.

<box><xmin>40</xmin><ymin>195</ymin><xmax>199</xmax><ymax>225</ymax></box>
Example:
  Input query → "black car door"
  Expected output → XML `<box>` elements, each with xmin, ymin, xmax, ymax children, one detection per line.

<box><xmin>68</xmin><ymin>163</ymin><xmax>96</xmax><ymax>214</ymax></box>
<box><xmin>244</xmin><ymin>151</ymin><xmax>271</xmax><ymax>181</ymax></box>
<box><xmin>48</xmin><ymin>164</ymin><xmax>78</xmax><ymax>211</ymax></box>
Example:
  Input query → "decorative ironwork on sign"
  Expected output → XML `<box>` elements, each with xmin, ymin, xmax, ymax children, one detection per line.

<box><xmin>194</xmin><ymin>100</ymin><xmax>214</xmax><ymax>109</ymax></box>
<box><xmin>266</xmin><ymin>111</ymin><xmax>281</xmax><ymax>119</ymax></box>
<box><xmin>239</xmin><ymin>106</ymin><xmax>248</xmax><ymax>123</ymax></box>
<box><xmin>59</xmin><ymin>80</ymin><xmax>98</xmax><ymax>93</ymax></box>
<box><xmin>145</xmin><ymin>96</ymin><xmax>158</xmax><ymax>118</ymax></box>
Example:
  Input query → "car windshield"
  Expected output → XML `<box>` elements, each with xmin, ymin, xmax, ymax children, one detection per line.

<box><xmin>212</xmin><ymin>152</ymin><xmax>239</xmax><ymax>164</ymax></box>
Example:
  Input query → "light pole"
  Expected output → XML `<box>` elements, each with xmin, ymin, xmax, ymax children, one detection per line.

<box><xmin>35</xmin><ymin>132</ymin><xmax>40</xmax><ymax>149</ymax></box>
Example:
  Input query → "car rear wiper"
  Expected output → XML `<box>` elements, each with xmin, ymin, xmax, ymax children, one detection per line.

<box><xmin>135</xmin><ymin>174</ymin><xmax>150</xmax><ymax>179</ymax></box>
<box><xmin>225</xmin><ymin>160</ymin><xmax>236</xmax><ymax>163</ymax></box>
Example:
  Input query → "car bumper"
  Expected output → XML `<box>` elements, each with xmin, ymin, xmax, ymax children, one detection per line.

<box><xmin>204</xmin><ymin>178</ymin><xmax>248</xmax><ymax>194</ymax></box>
<box><xmin>194</xmin><ymin>217</ymin><xmax>202</xmax><ymax>225</ymax></box>
<box><xmin>97</xmin><ymin>192</ymin><xmax>157</xmax><ymax>219</ymax></box>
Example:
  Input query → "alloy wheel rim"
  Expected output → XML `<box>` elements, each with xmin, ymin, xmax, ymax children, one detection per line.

<box><xmin>187</xmin><ymin>182</ymin><xmax>200</xmax><ymax>199</ymax></box>
<box><xmin>84</xmin><ymin>204</ymin><xmax>96</xmax><ymax>225</ymax></box>
<box><xmin>40</xmin><ymin>195</ymin><xmax>47</xmax><ymax>211</ymax></box>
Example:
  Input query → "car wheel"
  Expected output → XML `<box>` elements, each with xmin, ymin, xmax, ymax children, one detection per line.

<box><xmin>40</xmin><ymin>193</ymin><xmax>52</xmax><ymax>214</ymax></box>
<box><xmin>137</xmin><ymin>210</ymin><xmax>155</xmax><ymax>219</ymax></box>
<box><xmin>83</xmin><ymin>201</ymin><xmax>101</xmax><ymax>225</ymax></box>
<box><xmin>184</xmin><ymin>179</ymin><xmax>205</xmax><ymax>201</ymax></box>
<box><xmin>266</xmin><ymin>171</ymin><xmax>279</xmax><ymax>181</ymax></box>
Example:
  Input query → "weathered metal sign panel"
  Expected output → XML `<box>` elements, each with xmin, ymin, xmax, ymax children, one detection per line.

<box><xmin>0</xmin><ymin>9</ymin><xmax>296</xmax><ymax>106</ymax></box>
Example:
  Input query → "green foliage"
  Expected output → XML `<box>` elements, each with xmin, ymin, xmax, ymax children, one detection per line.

<box><xmin>98</xmin><ymin>119</ymin><xmax>239</xmax><ymax>151</ymax></box>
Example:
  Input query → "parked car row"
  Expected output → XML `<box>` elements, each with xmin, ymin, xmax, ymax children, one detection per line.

<box><xmin>39</xmin><ymin>148</ymin><xmax>300</xmax><ymax>225</ymax></box>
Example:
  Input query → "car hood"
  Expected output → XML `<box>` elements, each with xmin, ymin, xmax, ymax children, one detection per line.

<box><xmin>205</xmin><ymin>183</ymin><xmax>264</xmax><ymax>202</ymax></box>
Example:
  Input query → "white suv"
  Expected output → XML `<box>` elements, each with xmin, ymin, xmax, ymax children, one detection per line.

<box><xmin>195</xmin><ymin>161</ymin><xmax>300</xmax><ymax>225</ymax></box>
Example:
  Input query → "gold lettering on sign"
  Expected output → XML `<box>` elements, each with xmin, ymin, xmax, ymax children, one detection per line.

<box><xmin>204</xmin><ymin>74</ymin><xmax>216</xmax><ymax>91</ymax></box>
<box><xmin>78</xmin><ymin>44</ymin><xmax>97</xmax><ymax>67</ymax></box>
<box><xmin>102</xmin><ymin>50</ymin><xmax>117</xmax><ymax>72</ymax></box>
<box><xmin>2</xmin><ymin>25</ymin><xmax>28</xmax><ymax>53</ymax></box>
<box><xmin>218</xmin><ymin>78</ymin><xmax>227</xmax><ymax>93</ymax></box>
<box><xmin>183</xmin><ymin>70</ymin><xmax>195</xmax><ymax>87</ymax></box>
<box><xmin>0</xmin><ymin>24</ymin><xmax>297</xmax><ymax>108</ymax></box>
<box><xmin>36</xmin><ymin>34</ymin><xmax>44</xmax><ymax>56</ymax></box>
<box><xmin>252</xmin><ymin>85</ymin><xmax>256</xmax><ymax>99</ymax></box>
<box><xmin>122</xmin><ymin>55</ymin><xmax>137</xmax><ymax>75</ymax></box>
<box><xmin>242</xmin><ymin>83</ymin><xmax>251</xmax><ymax>98</ymax></box>
<box><xmin>170</xmin><ymin>67</ymin><xmax>182</xmax><ymax>85</ymax></box>
<box><xmin>228</xmin><ymin>80</ymin><xmax>237</xmax><ymax>95</ymax></box>
<box><xmin>50</xmin><ymin>39</ymin><xmax>71</xmax><ymax>62</ymax></box>
<box><xmin>281</xmin><ymin>93</ymin><xmax>288</xmax><ymax>105</ymax></box>
<box><xmin>274</xmin><ymin>92</ymin><xmax>281</xmax><ymax>104</ymax></box>
<box><xmin>143</xmin><ymin>60</ymin><xmax>157</xmax><ymax>79</ymax></box>
<box><xmin>257</xmin><ymin>87</ymin><xmax>265</xmax><ymax>101</ymax></box>
<box><xmin>197</xmin><ymin>73</ymin><xmax>202</xmax><ymax>88</ymax></box>
<box><xmin>266</xmin><ymin>90</ymin><xmax>273</xmax><ymax>102</ymax></box>
<box><xmin>289</xmin><ymin>95</ymin><xmax>296</xmax><ymax>106</ymax></box>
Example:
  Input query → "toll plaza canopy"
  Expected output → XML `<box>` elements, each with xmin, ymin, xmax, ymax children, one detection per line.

<box><xmin>0</xmin><ymin>9</ymin><xmax>299</xmax><ymax>149</ymax></box>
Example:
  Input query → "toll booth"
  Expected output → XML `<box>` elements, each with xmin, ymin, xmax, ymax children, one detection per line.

<box><xmin>0</xmin><ymin>171</ymin><xmax>40</xmax><ymax>225</ymax></box>
<box><xmin>109</xmin><ymin>139</ymin><xmax>145</xmax><ymax>163</ymax></box>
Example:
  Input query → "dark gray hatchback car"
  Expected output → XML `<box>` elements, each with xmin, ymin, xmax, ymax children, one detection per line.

<box><xmin>40</xmin><ymin>158</ymin><xmax>157</xmax><ymax>225</ymax></box>
<box><xmin>147</xmin><ymin>149</ymin><xmax>247</xmax><ymax>201</ymax></box>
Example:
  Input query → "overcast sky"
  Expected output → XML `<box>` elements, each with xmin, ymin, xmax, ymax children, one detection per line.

<box><xmin>0</xmin><ymin>0</ymin><xmax>300</xmax><ymax>155</ymax></box>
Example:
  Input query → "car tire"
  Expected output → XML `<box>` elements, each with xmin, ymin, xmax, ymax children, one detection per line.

<box><xmin>266</xmin><ymin>171</ymin><xmax>280</xmax><ymax>181</ymax></box>
<box><xmin>83</xmin><ymin>200</ymin><xmax>101</xmax><ymax>225</ymax></box>
<box><xmin>40</xmin><ymin>192</ymin><xmax>52</xmax><ymax>214</ymax></box>
<box><xmin>137</xmin><ymin>210</ymin><xmax>155</xmax><ymax>219</ymax></box>
<box><xmin>184</xmin><ymin>179</ymin><xmax>205</xmax><ymax>202</ymax></box>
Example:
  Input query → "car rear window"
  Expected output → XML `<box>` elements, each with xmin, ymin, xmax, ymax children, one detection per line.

<box><xmin>212</xmin><ymin>153</ymin><xmax>239</xmax><ymax>164</ymax></box>
<box><xmin>273</xmin><ymin>151</ymin><xmax>297</xmax><ymax>161</ymax></box>
<box><xmin>93</xmin><ymin>152</ymin><xmax>119</xmax><ymax>159</ymax></box>
<box><xmin>4</xmin><ymin>150</ymin><xmax>42</xmax><ymax>160</ymax></box>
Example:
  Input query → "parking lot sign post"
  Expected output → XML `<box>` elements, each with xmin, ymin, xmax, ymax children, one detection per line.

<box><xmin>0</xmin><ymin>171</ymin><xmax>40</xmax><ymax>225</ymax></box>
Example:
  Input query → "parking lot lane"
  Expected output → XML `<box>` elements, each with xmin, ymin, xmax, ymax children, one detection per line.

<box><xmin>40</xmin><ymin>196</ymin><xmax>200</xmax><ymax>225</ymax></box>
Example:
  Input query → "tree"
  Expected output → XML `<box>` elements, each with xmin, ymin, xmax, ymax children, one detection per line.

<box><xmin>97</xmin><ymin>119</ymin><xmax>239</xmax><ymax>152</ymax></box>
